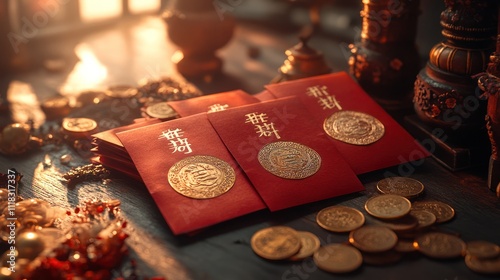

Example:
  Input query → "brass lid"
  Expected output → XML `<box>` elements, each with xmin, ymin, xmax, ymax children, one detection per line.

<box><xmin>279</xmin><ymin>33</ymin><xmax>331</xmax><ymax>80</ymax></box>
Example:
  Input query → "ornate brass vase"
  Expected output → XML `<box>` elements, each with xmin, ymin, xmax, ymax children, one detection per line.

<box><xmin>163</xmin><ymin>0</ymin><xmax>236</xmax><ymax>79</ymax></box>
<box><xmin>414</xmin><ymin>0</ymin><xmax>497</xmax><ymax>133</ymax></box>
<box><xmin>349</xmin><ymin>0</ymin><xmax>421</xmax><ymax>110</ymax></box>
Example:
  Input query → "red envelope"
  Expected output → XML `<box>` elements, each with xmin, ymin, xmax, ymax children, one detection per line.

<box><xmin>116</xmin><ymin>113</ymin><xmax>266</xmax><ymax>234</ymax></box>
<box><xmin>92</xmin><ymin>119</ymin><xmax>161</xmax><ymax>148</ymax></box>
<box><xmin>265</xmin><ymin>72</ymin><xmax>430</xmax><ymax>174</ymax></box>
<box><xmin>91</xmin><ymin>156</ymin><xmax>142</xmax><ymax>181</ymax></box>
<box><xmin>167</xmin><ymin>90</ymin><xmax>259</xmax><ymax>117</ymax></box>
<box><xmin>253</xmin><ymin>90</ymin><xmax>276</xmax><ymax>102</ymax></box>
<box><xmin>207</xmin><ymin>97</ymin><xmax>364</xmax><ymax>211</ymax></box>
<box><xmin>92</xmin><ymin>119</ymin><xmax>162</xmax><ymax>176</ymax></box>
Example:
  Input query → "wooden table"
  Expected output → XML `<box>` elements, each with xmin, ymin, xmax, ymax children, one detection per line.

<box><xmin>1</xmin><ymin>15</ymin><xmax>499</xmax><ymax>280</ymax></box>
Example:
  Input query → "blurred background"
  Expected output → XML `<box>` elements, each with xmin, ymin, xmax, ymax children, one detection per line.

<box><xmin>0</xmin><ymin>0</ymin><xmax>442</xmax><ymax>72</ymax></box>
<box><xmin>0</xmin><ymin>0</ymin><xmax>444</xmax><ymax>121</ymax></box>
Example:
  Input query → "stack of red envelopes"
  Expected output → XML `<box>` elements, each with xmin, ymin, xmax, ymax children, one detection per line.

<box><xmin>92</xmin><ymin>72</ymin><xmax>429</xmax><ymax>235</ymax></box>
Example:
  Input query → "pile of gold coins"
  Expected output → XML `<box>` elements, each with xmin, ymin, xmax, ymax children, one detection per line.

<box><xmin>250</xmin><ymin>177</ymin><xmax>500</xmax><ymax>275</ymax></box>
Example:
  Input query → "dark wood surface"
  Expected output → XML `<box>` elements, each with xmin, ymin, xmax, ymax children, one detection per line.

<box><xmin>1</xmin><ymin>15</ymin><xmax>499</xmax><ymax>280</ymax></box>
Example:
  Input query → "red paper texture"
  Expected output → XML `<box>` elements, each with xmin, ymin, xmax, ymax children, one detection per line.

<box><xmin>265</xmin><ymin>72</ymin><xmax>430</xmax><ymax>174</ymax></box>
<box><xmin>207</xmin><ymin>97</ymin><xmax>365</xmax><ymax>211</ymax></box>
<box><xmin>253</xmin><ymin>90</ymin><xmax>276</xmax><ymax>102</ymax></box>
<box><xmin>92</xmin><ymin>119</ymin><xmax>162</xmax><ymax>176</ymax></box>
<box><xmin>92</xmin><ymin>119</ymin><xmax>161</xmax><ymax>148</ymax></box>
<box><xmin>117</xmin><ymin>113</ymin><xmax>266</xmax><ymax>234</ymax></box>
<box><xmin>167</xmin><ymin>90</ymin><xmax>259</xmax><ymax>117</ymax></box>
<box><xmin>91</xmin><ymin>156</ymin><xmax>142</xmax><ymax>181</ymax></box>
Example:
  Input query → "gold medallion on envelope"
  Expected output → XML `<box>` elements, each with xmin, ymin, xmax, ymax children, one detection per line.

<box><xmin>258</xmin><ymin>141</ymin><xmax>321</xmax><ymax>180</ymax></box>
<box><xmin>168</xmin><ymin>155</ymin><xmax>236</xmax><ymax>199</ymax></box>
<box><xmin>323</xmin><ymin>110</ymin><xmax>384</xmax><ymax>145</ymax></box>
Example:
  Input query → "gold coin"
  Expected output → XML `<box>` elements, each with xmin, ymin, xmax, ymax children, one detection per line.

<box><xmin>376</xmin><ymin>177</ymin><xmax>424</xmax><ymax>199</ymax></box>
<box><xmin>105</xmin><ymin>85</ymin><xmax>138</xmax><ymax>98</ymax></box>
<box><xmin>145</xmin><ymin>102</ymin><xmax>178</xmax><ymax>119</ymax></box>
<box><xmin>313</xmin><ymin>244</ymin><xmax>362</xmax><ymax>273</ymax></box>
<box><xmin>364</xmin><ymin>194</ymin><xmax>412</xmax><ymax>220</ymax></box>
<box><xmin>466</xmin><ymin>240</ymin><xmax>500</xmax><ymax>259</ymax></box>
<box><xmin>349</xmin><ymin>225</ymin><xmax>398</xmax><ymax>253</ymax></box>
<box><xmin>411</xmin><ymin>201</ymin><xmax>455</xmax><ymax>223</ymax></box>
<box><xmin>41</xmin><ymin>96</ymin><xmax>71</xmax><ymax>119</ymax></box>
<box><xmin>62</xmin><ymin>118</ymin><xmax>98</xmax><ymax>133</ymax></box>
<box><xmin>323</xmin><ymin>110</ymin><xmax>384</xmax><ymax>145</ymax></box>
<box><xmin>414</xmin><ymin>232</ymin><xmax>466</xmax><ymax>259</ymax></box>
<box><xmin>258</xmin><ymin>141</ymin><xmax>321</xmax><ymax>179</ymax></box>
<box><xmin>316</xmin><ymin>205</ymin><xmax>365</xmax><ymax>233</ymax></box>
<box><xmin>409</xmin><ymin>209</ymin><xmax>436</xmax><ymax>230</ymax></box>
<box><xmin>167</xmin><ymin>155</ymin><xmax>235</xmax><ymax>199</ymax></box>
<box><xmin>394</xmin><ymin>239</ymin><xmax>417</xmax><ymax>253</ymax></box>
<box><xmin>251</xmin><ymin>226</ymin><xmax>301</xmax><ymax>260</ymax></box>
<box><xmin>371</xmin><ymin>214</ymin><xmax>418</xmax><ymax>232</ymax></box>
<box><xmin>289</xmin><ymin>231</ymin><xmax>321</xmax><ymax>260</ymax></box>
<box><xmin>465</xmin><ymin>255</ymin><xmax>500</xmax><ymax>274</ymax></box>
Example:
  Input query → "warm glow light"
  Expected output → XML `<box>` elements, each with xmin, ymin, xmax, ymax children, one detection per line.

<box><xmin>129</xmin><ymin>0</ymin><xmax>161</xmax><ymax>14</ymax></box>
<box><xmin>0</xmin><ymin>267</ymin><xmax>12</xmax><ymax>276</ymax></box>
<box><xmin>171</xmin><ymin>50</ymin><xmax>184</xmax><ymax>64</ymax></box>
<box><xmin>59</xmin><ymin>43</ymin><xmax>108</xmax><ymax>104</ymax></box>
<box><xmin>79</xmin><ymin>0</ymin><xmax>122</xmax><ymax>23</ymax></box>
<box><xmin>7</xmin><ymin>81</ymin><xmax>46</xmax><ymax>128</ymax></box>
<box><xmin>25</xmin><ymin>232</ymin><xmax>37</xmax><ymax>239</ymax></box>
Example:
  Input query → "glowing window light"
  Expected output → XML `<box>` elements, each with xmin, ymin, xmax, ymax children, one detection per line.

<box><xmin>79</xmin><ymin>0</ymin><xmax>122</xmax><ymax>23</ymax></box>
<box><xmin>129</xmin><ymin>0</ymin><xmax>161</xmax><ymax>14</ymax></box>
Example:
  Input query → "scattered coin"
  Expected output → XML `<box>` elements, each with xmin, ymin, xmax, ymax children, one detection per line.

<box><xmin>349</xmin><ymin>225</ymin><xmax>398</xmax><ymax>253</ymax></box>
<box><xmin>409</xmin><ymin>209</ymin><xmax>437</xmax><ymax>231</ymax></box>
<box><xmin>41</xmin><ymin>96</ymin><xmax>71</xmax><ymax>120</ymax></box>
<box><xmin>466</xmin><ymin>240</ymin><xmax>500</xmax><ymax>259</ymax></box>
<box><xmin>411</xmin><ymin>201</ymin><xmax>455</xmax><ymax>223</ymax></box>
<box><xmin>168</xmin><ymin>155</ymin><xmax>235</xmax><ymax>199</ymax></box>
<box><xmin>394</xmin><ymin>239</ymin><xmax>417</xmax><ymax>253</ymax></box>
<box><xmin>362</xmin><ymin>250</ymin><xmax>402</xmax><ymax>266</ymax></box>
<box><xmin>364</xmin><ymin>194</ymin><xmax>412</xmax><ymax>220</ymax></box>
<box><xmin>414</xmin><ymin>232</ymin><xmax>466</xmax><ymax>259</ymax></box>
<box><xmin>251</xmin><ymin>226</ymin><xmax>301</xmax><ymax>260</ymax></box>
<box><xmin>289</xmin><ymin>231</ymin><xmax>321</xmax><ymax>260</ymax></box>
<box><xmin>371</xmin><ymin>214</ymin><xmax>418</xmax><ymax>233</ymax></box>
<box><xmin>313</xmin><ymin>244</ymin><xmax>362</xmax><ymax>273</ymax></box>
<box><xmin>105</xmin><ymin>85</ymin><xmax>138</xmax><ymax>99</ymax></box>
<box><xmin>464</xmin><ymin>254</ymin><xmax>500</xmax><ymax>274</ymax></box>
<box><xmin>145</xmin><ymin>102</ymin><xmax>178</xmax><ymax>120</ymax></box>
<box><xmin>316</xmin><ymin>205</ymin><xmax>365</xmax><ymax>233</ymax></box>
<box><xmin>59</xmin><ymin>154</ymin><xmax>72</xmax><ymax>165</ymax></box>
<box><xmin>323</xmin><ymin>110</ymin><xmax>384</xmax><ymax>145</ymax></box>
<box><xmin>376</xmin><ymin>177</ymin><xmax>424</xmax><ymax>199</ymax></box>
<box><xmin>62</xmin><ymin>118</ymin><xmax>97</xmax><ymax>135</ymax></box>
<box><xmin>76</xmin><ymin>90</ymin><xmax>107</xmax><ymax>106</ymax></box>
<box><xmin>258</xmin><ymin>141</ymin><xmax>321</xmax><ymax>180</ymax></box>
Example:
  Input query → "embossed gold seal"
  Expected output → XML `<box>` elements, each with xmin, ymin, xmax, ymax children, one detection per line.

<box><xmin>323</xmin><ymin>110</ymin><xmax>384</xmax><ymax>145</ymax></box>
<box><xmin>258</xmin><ymin>141</ymin><xmax>321</xmax><ymax>179</ymax></box>
<box><xmin>168</xmin><ymin>155</ymin><xmax>235</xmax><ymax>199</ymax></box>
